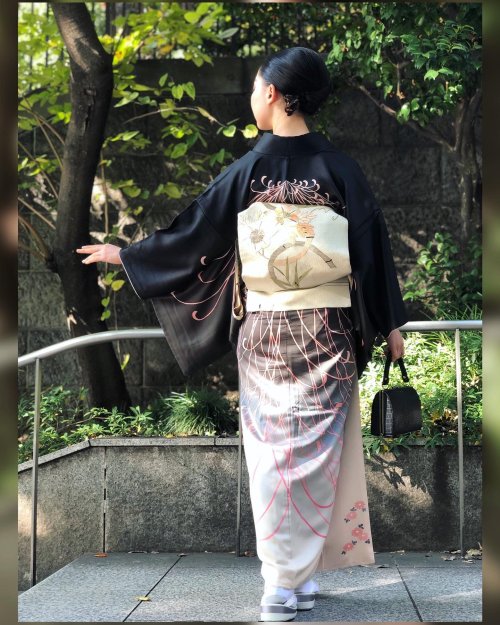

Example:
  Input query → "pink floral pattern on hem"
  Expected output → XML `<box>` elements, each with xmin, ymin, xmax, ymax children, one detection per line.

<box><xmin>341</xmin><ymin>499</ymin><xmax>371</xmax><ymax>555</ymax></box>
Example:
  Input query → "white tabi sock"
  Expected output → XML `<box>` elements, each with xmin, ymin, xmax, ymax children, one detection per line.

<box><xmin>263</xmin><ymin>584</ymin><xmax>295</xmax><ymax>601</ymax></box>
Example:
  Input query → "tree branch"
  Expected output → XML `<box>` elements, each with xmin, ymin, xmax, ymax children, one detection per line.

<box><xmin>18</xmin><ymin>140</ymin><xmax>59</xmax><ymax>199</ymax></box>
<box><xmin>18</xmin><ymin>196</ymin><xmax>56</xmax><ymax>230</ymax></box>
<box><xmin>348</xmin><ymin>80</ymin><xmax>454</xmax><ymax>150</ymax></box>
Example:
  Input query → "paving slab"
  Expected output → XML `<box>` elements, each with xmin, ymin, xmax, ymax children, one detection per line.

<box><xmin>18</xmin><ymin>553</ymin><xmax>178</xmax><ymax>622</ymax></box>
<box><xmin>395</xmin><ymin>567</ymin><xmax>482</xmax><ymax>622</ymax></box>
<box><xmin>18</xmin><ymin>551</ymin><xmax>482</xmax><ymax>622</ymax></box>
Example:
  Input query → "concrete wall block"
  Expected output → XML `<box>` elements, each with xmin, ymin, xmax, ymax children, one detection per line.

<box><xmin>25</xmin><ymin>330</ymin><xmax>79</xmax><ymax>387</ymax></box>
<box><xmin>348</xmin><ymin>145</ymin><xmax>442</xmax><ymax>207</ymax></box>
<box><xmin>113</xmin><ymin>338</ymin><xmax>143</xmax><ymax>387</ymax></box>
<box><xmin>18</xmin><ymin>447</ymin><xmax>105</xmax><ymax>591</ymax></box>
<box><xmin>18</xmin><ymin>212</ymin><xmax>31</xmax><ymax>270</ymax></box>
<box><xmin>136</xmin><ymin>56</ymin><xmax>261</xmax><ymax>96</ymax></box>
<box><xmin>326</xmin><ymin>88</ymin><xmax>380</xmax><ymax>147</ymax></box>
<box><xmin>366</xmin><ymin>446</ymin><xmax>482</xmax><ymax>552</ymax></box>
<box><xmin>104</xmin><ymin>445</ymin><xmax>255</xmax><ymax>552</ymax></box>
<box><xmin>380</xmin><ymin>109</ymin><xmax>432</xmax><ymax>148</ymax></box>
<box><xmin>113</xmin><ymin>290</ymin><xmax>158</xmax><ymax>327</ymax></box>
<box><xmin>143</xmin><ymin>338</ymin><xmax>183</xmax><ymax>388</ymax></box>
<box><xmin>18</xmin><ymin>272</ymin><xmax>66</xmax><ymax>330</ymax></box>
<box><xmin>143</xmin><ymin>338</ymin><xmax>240</xmax><ymax>396</ymax></box>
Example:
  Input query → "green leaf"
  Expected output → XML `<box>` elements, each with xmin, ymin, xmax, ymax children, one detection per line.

<box><xmin>160</xmin><ymin>99</ymin><xmax>176</xmax><ymax>118</ymax></box>
<box><xmin>196</xmin><ymin>106</ymin><xmax>216</xmax><ymax>122</ymax></box>
<box><xmin>424</xmin><ymin>69</ymin><xmax>440</xmax><ymax>80</ymax></box>
<box><xmin>111</xmin><ymin>280</ymin><xmax>125</xmax><ymax>292</ymax></box>
<box><xmin>110</xmin><ymin>130</ymin><xmax>140</xmax><ymax>142</ymax></box>
<box><xmin>115</xmin><ymin>92</ymin><xmax>139</xmax><ymax>107</ymax></box>
<box><xmin>222</xmin><ymin>124</ymin><xmax>236</xmax><ymax>137</ymax></box>
<box><xmin>123</xmin><ymin>186</ymin><xmax>141</xmax><ymax>198</ymax></box>
<box><xmin>183</xmin><ymin>81</ymin><xmax>196</xmax><ymax>100</ymax></box>
<box><xmin>165</xmin><ymin>182</ymin><xmax>182</xmax><ymax>198</ymax></box>
<box><xmin>219</xmin><ymin>27</ymin><xmax>239</xmax><ymax>39</ymax></box>
<box><xmin>242</xmin><ymin>124</ymin><xmax>258</xmax><ymax>138</ymax></box>
<box><xmin>184</xmin><ymin>11</ymin><xmax>199</xmax><ymax>24</ymax></box>
<box><xmin>103</xmin><ymin>272</ymin><xmax>116</xmax><ymax>286</ymax></box>
<box><xmin>171</xmin><ymin>142</ymin><xmax>187</xmax><ymax>159</ymax></box>
<box><xmin>399</xmin><ymin>102</ymin><xmax>411</xmax><ymax>121</ymax></box>
<box><xmin>101</xmin><ymin>297</ymin><xmax>110</xmax><ymax>307</ymax></box>
<box><xmin>171</xmin><ymin>84</ymin><xmax>184</xmax><ymax>100</ymax></box>
<box><xmin>101</xmin><ymin>310</ymin><xmax>111</xmax><ymax>321</ymax></box>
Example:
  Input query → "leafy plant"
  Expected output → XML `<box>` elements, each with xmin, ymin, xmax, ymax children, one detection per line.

<box><xmin>18</xmin><ymin>2</ymin><xmax>258</xmax><ymax>324</ymax></box>
<box><xmin>323</xmin><ymin>2</ymin><xmax>481</xmax><ymax>243</ymax></box>
<box><xmin>17</xmin><ymin>385</ymin><xmax>89</xmax><ymax>440</ymax></box>
<box><xmin>403</xmin><ymin>230</ymin><xmax>482</xmax><ymax>319</ymax></box>
<box><xmin>360</xmin><ymin>322</ymin><xmax>482</xmax><ymax>457</ymax></box>
<box><xmin>151</xmin><ymin>386</ymin><xmax>237</xmax><ymax>436</ymax></box>
<box><xmin>18</xmin><ymin>385</ymin><xmax>239</xmax><ymax>463</ymax></box>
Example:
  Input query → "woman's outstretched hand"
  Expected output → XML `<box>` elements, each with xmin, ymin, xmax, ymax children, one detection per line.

<box><xmin>383</xmin><ymin>328</ymin><xmax>405</xmax><ymax>362</ymax></box>
<box><xmin>76</xmin><ymin>244</ymin><xmax>123</xmax><ymax>265</ymax></box>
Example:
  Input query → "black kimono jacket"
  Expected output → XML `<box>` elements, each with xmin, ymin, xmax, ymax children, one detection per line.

<box><xmin>119</xmin><ymin>131</ymin><xmax>409</xmax><ymax>379</ymax></box>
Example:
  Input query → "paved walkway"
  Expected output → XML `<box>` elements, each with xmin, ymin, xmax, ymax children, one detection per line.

<box><xmin>18</xmin><ymin>550</ymin><xmax>482</xmax><ymax>622</ymax></box>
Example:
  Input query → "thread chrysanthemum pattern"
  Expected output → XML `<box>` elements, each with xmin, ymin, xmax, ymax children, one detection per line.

<box><xmin>248</xmin><ymin>175</ymin><xmax>345</xmax><ymax>214</ymax></box>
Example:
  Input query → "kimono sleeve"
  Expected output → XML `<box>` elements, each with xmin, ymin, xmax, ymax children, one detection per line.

<box><xmin>346</xmin><ymin>161</ymin><xmax>409</xmax><ymax>340</ymax></box>
<box><xmin>118</xmin><ymin>189</ymin><xmax>238</xmax><ymax>377</ymax></box>
<box><xmin>118</xmin><ymin>197</ymin><xmax>229</xmax><ymax>299</ymax></box>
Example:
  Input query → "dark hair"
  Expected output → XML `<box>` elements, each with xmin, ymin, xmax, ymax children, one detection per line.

<box><xmin>258</xmin><ymin>46</ymin><xmax>332</xmax><ymax>116</ymax></box>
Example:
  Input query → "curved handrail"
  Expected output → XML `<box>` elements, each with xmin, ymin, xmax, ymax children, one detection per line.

<box><xmin>17</xmin><ymin>320</ymin><xmax>482</xmax><ymax>367</ymax></box>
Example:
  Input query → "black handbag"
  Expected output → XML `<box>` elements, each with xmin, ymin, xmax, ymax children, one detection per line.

<box><xmin>371</xmin><ymin>352</ymin><xmax>422</xmax><ymax>438</ymax></box>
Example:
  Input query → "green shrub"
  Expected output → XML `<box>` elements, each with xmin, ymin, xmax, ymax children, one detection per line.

<box><xmin>360</xmin><ymin>311</ymin><xmax>482</xmax><ymax>457</ymax></box>
<box><xmin>18</xmin><ymin>385</ymin><xmax>238</xmax><ymax>464</ymax></box>
<box><xmin>151</xmin><ymin>386</ymin><xmax>237</xmax><ymax>437</ymax></box>
<box><xmin>403</xmin><ymin>230</ymin><xmax>481</xmax><ymax>319</ymax></box>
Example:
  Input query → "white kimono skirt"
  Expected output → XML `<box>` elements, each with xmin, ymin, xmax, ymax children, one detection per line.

<box><xmin>236</xmin><ymin>306</ymin><xmax>375</xmax><ymax>589</ymax></box>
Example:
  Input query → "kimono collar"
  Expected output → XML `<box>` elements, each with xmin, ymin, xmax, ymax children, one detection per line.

<box><xmin>252</xmin><ymin>130</ymin><xmax>333</xmax><ymax>156</ymax></box>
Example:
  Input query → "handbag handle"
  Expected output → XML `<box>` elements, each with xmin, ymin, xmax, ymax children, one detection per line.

<box><xmin>382</xmin><ymin>351</ymin><xmax>409</xmax><ymax>385</ymax></box>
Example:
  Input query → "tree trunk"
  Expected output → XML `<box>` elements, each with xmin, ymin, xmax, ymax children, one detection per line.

<box><xmin>453</xmin><ymin>88</ymin><xmax>482</xmax><ymax>262</ymax></box>
<box><xmin>51</xmin><ymin>3</ymin><xmax>131</xmax><ymax>411</ymax></box>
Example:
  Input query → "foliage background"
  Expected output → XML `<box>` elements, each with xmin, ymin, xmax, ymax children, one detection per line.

<box><xmin>18</xmin><ymin>2</ymin><xmax>482</xmax><ymax>460</ymax></box>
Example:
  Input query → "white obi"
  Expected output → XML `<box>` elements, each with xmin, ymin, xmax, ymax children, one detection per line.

<box><xmin>238</xmin><ymin>201</ymin><xmax>352</xmax><ymax>310</ymax></box>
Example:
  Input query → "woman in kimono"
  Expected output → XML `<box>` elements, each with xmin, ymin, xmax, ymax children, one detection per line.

<box><xmin>77</xmin><ymin>47</ymin><xmax>407</xmax><ymax>622</ymax></box>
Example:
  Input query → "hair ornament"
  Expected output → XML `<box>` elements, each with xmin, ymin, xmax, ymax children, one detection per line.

<box><xmin>283</xmin><ymin>93</ymin><xmax>300</xmax><ymax>116</ymax></box>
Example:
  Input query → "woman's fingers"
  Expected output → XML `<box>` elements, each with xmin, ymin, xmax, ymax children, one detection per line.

<box><xmin>76</xmin><ymin>244</ymin><xmax>122</xmax><ymax>265</ymax></box>
<box><xmin>76</xmin><ymin>244</ymin><xmax>104</xmax><ymax>264</ymax></box>
<box><xmin>76</xmin><ymin>245</ymin><xmax>103</xmax><ymax>253</ymax></box>
<box><xmin>384</xmin><ymin>331</ymin><xmax>405</xmax><ymax>362</ymax></box>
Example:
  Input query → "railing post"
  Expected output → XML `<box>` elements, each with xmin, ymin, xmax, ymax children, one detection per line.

<box><xmin>236</xmin><ymin>375</ymin><xmax>243</xmax><ymax>557</ymax></box>
<box><xmin>30</xmin><ymin>357</ymin><xmax>42</xmax><ymax>587</ymax></box>
<box><xmin>455</xmin><ymin>328</ymin><xmax>465</xmax><ymax>557</ymax></box>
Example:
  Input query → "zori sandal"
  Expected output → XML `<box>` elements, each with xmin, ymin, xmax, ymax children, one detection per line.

<box><xmin>259</xmin><ymin>592</ymin><xmax>297</xmax><ymax>622</ymax></box>
<box><xmin>294</xmin><ymin>578</ymin><xmax>320</xmax><ymax>610</ymax></box>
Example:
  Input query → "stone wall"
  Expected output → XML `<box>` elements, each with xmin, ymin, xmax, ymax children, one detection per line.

<box><xmin>18</xmin><ymin>438</ymin><xmax>482</xmax><ymax>591</ymax></box>
<box><xmin>18</xmin><ymin>56</ymin><xmax>472</xmax><ymax>404</ymax></box>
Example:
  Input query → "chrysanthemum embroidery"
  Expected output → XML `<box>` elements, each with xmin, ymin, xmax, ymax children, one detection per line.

<box><xmin>341</xmin><ymin>500</ymin><xmax>371</xmax><ymax>555</ymax></box>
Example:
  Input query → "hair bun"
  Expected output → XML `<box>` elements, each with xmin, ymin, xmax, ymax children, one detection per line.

<box><xmin>259</xmin><ymin>47</ymin><xmax>332</xmax><ymax>117</ymax></box>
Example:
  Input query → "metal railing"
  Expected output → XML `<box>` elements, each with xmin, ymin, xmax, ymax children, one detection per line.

<box><xmin>18</xmin><ymin>320</ymin><xmax>482</xmax><ymax>588</ymax></box>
